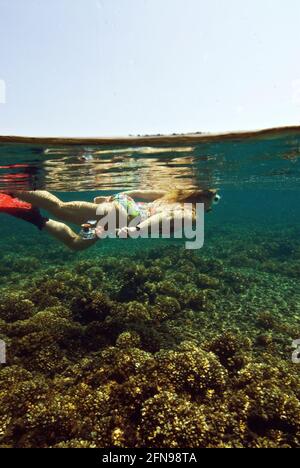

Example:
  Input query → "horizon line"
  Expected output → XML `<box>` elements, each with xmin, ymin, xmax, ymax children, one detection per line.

<box><xmin>0</xmin><ymin>124</ymin><xmax>300</xmax><ymax>146</ymax></box>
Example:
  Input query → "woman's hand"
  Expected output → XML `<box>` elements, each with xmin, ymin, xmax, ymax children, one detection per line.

<box><xmin>93</xmin><ymin>196</ymin><xmax>111</xmax><ymax>204</ymax></box>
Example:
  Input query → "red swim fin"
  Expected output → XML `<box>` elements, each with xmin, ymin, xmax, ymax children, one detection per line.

<box><xmin>0</xmin><ymin>193</ymin><xmax>48</xmax><ymax>230</ymax></box>
<box><xmin>0</xmin><ymin>193</ymin><xmax>32</xmax><ymax>211</ymax></box>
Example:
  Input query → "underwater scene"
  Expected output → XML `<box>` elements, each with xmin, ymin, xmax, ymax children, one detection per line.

<box><xmin>0</xmin><ymin>130</ymin><xmax>299</xmax><ymax>448</ymax></box>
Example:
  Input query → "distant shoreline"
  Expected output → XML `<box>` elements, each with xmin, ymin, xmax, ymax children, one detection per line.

<box><xmin>0</xmin><ymin>125</ymin><xmax>300</xmax><ymax>146</ymax></box>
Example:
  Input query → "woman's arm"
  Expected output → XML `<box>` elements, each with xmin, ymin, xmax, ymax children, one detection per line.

<box><xmin>94</xmin><ymin>191</ymin><xmax>167</xmax><ymax>204</ymax></box>
<box><xmin>93</xmin><ymin>196</ymin><xmax>110</xmax><ymax>204</ymax></box>
<box><xmin>122</xmin><ymin>190</ymin><xmax>167</xmax><ymax>201</ymax></box>
<box><xmin>117</xmin><ymin>209</ymin><xmax>193</xmax><ymax>238</ymax></box>
<box><xmin>136</xmin><ymin>210</ymin><xmax>190</xmax><ymax>236</ymax></box>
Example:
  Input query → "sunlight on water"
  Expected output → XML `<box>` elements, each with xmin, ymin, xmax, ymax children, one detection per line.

<box><xmin>0</xmin><ymin>130</ymin><xmax>299</xmax><ymax>192</ymax></box>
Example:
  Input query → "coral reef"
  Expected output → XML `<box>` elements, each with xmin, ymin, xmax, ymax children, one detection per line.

<box><xmin>0</xmin><ymin>222</ymin><xmax>300</xmax><ymax>448</ymax></box>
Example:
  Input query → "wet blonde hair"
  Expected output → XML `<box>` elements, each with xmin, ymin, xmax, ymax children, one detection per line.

<box><xmin>158</xmin><ymin>188</ymin><xmax>217</xmax><ymax>204</ymax></box>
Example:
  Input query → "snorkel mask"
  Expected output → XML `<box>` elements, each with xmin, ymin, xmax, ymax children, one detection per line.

<box><xmin>206</xmin><ymin>192</ymin><xmax>221</xmax><ymax>212</ymax></box>
<box><xmin>213</xmin><ymin>193</ymin><xmax>221</xmax><ymax>205</ymax></box>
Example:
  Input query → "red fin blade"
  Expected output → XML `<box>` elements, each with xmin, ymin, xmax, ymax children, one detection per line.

<box><xmin>0</xmin><ymin>193</ymin><xmax>32</xmax><ymax>211</ymax></box>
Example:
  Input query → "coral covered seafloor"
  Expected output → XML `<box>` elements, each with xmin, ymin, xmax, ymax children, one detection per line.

<box><xmin>0</xmin><ymin>222</ymin><xmax>299</xmax><ymax>448</ymax></box>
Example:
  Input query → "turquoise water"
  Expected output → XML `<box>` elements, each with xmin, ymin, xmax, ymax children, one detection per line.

<box><xmin>0</xmin><ymin>131</ymin><xmax>299</xmax><ymax>448</ymax></box>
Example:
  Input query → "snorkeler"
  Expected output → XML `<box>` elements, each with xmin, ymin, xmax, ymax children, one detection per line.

<box><xmin>0</xmin><ymin>189</ymin><xmax>221</xmax><ymax>251</ymax></box>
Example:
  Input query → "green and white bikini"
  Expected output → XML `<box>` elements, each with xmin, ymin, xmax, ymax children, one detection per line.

<box><xmin>80</xmin><ymin>193</ymin><xmax>156</xmax><ymax>240</ymax></box>
<box><xmin>111</xmin><ymin>193</ymin><xmax>155</xmax><ymax>222</ymax></box>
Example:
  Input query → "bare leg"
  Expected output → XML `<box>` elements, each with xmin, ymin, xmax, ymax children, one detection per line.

<box><xmin>13</xmin><ymin>190</ymin><xmax>98</xmax><ymax>226</ymax></box>
<box><xmin>12</xmin><ymin>190</ymin><xmax>63</xmax><ymax>211</ymax></box>
<box><xmin>44</xmin><ymin>219</ymin><xmax>99</xmax><ymax>251</ymax></box>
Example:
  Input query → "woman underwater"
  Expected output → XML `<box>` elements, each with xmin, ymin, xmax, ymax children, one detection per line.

<box><xmin>0</xmin><ymin>189</ymin><xmax>221</xmax><ymax>251</ymax></box>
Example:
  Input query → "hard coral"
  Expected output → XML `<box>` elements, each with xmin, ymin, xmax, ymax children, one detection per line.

<box><xmin>0</xmin><ymin>239</ymin><xmax>299</xmax><ymax>449</ymax></box>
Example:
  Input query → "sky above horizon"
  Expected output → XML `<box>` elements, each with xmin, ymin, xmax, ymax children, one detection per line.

<box><xmin>1</xmin><ymin>0</ymin><xmax>300</xmax><ymax>137</ymax></box>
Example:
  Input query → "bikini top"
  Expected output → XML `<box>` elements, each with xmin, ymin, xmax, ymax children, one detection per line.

<box><xmin>111</xmin><ymin>193</ymin><xmax>155</xmax><ymax>222</ymax></box>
